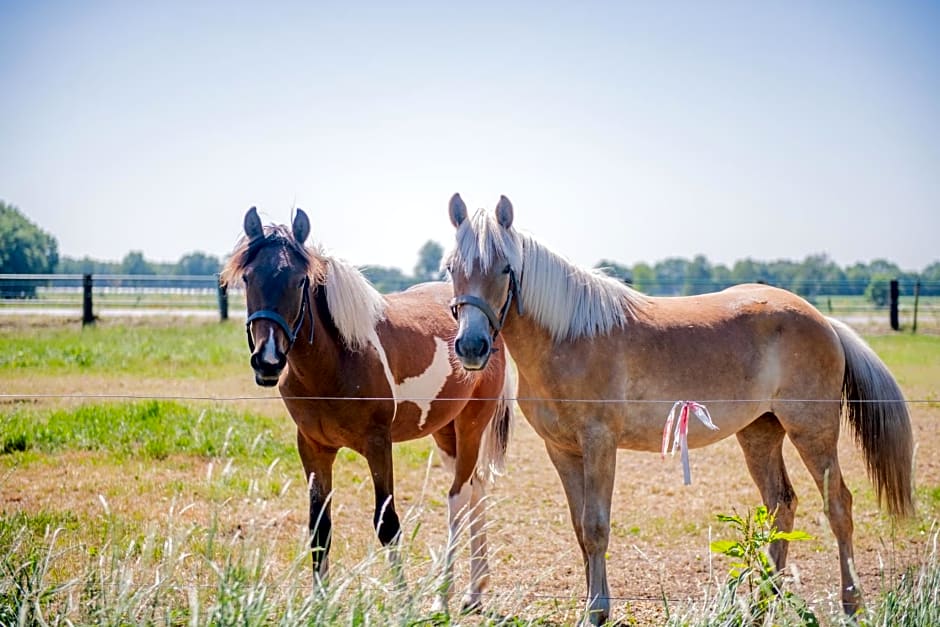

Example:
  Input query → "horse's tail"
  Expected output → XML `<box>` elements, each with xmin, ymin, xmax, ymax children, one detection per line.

<box><xmin>476</xmin><ymin>356</ymin><xmax>518</xmax><ymax>485</ymax></box>
<box><xmin>828</xmin><ymin>317</ymin><xmax>915</xmax><ymax>518</ymax></box>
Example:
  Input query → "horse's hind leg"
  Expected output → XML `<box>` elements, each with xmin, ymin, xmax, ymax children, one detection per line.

<box><xmin>785</xmin><ymin>407</ymin><xmax>861</xmax><ymax>614</ymax></box>
<box><xmin>433</xmin><ymin>416</ymin><xmax>489</xmax><ymax>614</ymax></box>
<box><xmin>463</xmin><ymin>477</ymin><xmax>489</xmax><ymax>612</ymax></box>
<box><xmin>736</xmin><ymin>412</ymin><xmax>798</xmax><ymax>574</ymax></box>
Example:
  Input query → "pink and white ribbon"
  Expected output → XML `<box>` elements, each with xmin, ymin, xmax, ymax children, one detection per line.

<box><xmin>661</xmin><ymin>401</ymin><xmax>719</xmax><ymax>485</ymax></box>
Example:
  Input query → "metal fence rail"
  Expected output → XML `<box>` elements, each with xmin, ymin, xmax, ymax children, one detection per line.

<box><xmin>0</xmin><ymin>273</ymin><xmax>245</xmax><ymax>322</ymax></box>
<box><xmin>0</xmin><ymin>273</ymin><xmax>937</xmax><ymax>332</ymax></box>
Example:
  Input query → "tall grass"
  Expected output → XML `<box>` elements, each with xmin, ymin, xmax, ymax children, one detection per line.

<box><xmin>6</xmin><ymin>495</ymin><xmax>940</xmax><ymax>625</ymax></box>
<box><xmin>0</xmin><ymin>449</ymin><xmax>555</xmax><ymax>626</ymax></box>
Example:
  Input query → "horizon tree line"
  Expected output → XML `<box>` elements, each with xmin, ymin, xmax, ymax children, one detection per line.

<box><xmin>4</xmin><ymin>200</ymin><xmax>940</xmax><ymax>298</ymax></box>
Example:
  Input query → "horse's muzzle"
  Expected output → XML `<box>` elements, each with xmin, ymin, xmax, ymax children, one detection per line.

<box><xmin>250</xmin><ymin>350</ymin><xmax>286</xmax><ymax>387</ymax></box>
<box><xmin>454</xmin><ymin>333</ymin><xmax>493</xmax><ymax>371</ymax></box>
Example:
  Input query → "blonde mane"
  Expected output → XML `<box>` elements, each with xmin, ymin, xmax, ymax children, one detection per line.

<box><xmin>448</xmin><ymin>209</ymin><xmax>648</xmax><ymax>342</ymax></box>
<box><xmin>321</xmin><ymin>253</ymin><xmax>387</xmax><ymax>351</ymax></box>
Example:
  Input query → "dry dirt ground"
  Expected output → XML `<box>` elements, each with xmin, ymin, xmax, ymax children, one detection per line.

<box><xmin>2</xmin><ymin>348</ymin><xmax>939</xmax><ymax>625</ymax></box>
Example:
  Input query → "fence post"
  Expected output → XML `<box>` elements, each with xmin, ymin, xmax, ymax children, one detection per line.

<box><xmin>889</xmin><ymin>279</ymin><xmax>900</xmax><ymax>331</ymax></box>
<box><xmin>217</xmin><ymin>275</ymin><xmax>229</xmax><ymax>321</ymax></box>
<box><xmin>912</xmin><ymin>280</ymin><xmax>921</xmax><ymax>334</ymax></box>
<box><xmin>82</xmin><ymin>273</ymin><xmax>95</xmax><ymax>326</ymax></box>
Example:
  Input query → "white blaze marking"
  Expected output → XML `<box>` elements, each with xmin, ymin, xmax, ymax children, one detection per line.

<box><xmin>261</xmin><ymin>328</ymin><xmax>278</xmax><ymax>365</ymax></box>
<box><xmin>396</xmin><ymin>337</ymin><xmax>451</xmax><ymax>428</ymax></box>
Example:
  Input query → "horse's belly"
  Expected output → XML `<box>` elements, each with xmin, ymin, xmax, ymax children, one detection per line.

<box><xmin>615</xmin><ymin>401</ymin><xmax>770</xmax><ymax>453</ymax></box>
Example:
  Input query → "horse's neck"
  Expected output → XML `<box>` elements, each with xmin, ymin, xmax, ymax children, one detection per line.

<box><xmin>500</xmin><ymin>308</ymin><xmax>556</xmax><ymax>370</ymax></box>
<box><xmin>284</xmin><ymin>289</ymin><xmax>348</xmax><ymax>386</ymax></box>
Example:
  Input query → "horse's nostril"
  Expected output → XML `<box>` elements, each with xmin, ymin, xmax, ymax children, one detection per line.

<box><xmin>251</xmin><ymin>350</ymin><xmax>284</xmax><ymax>373</ymax></box>
<box><xmin>455</xmin><ymin>334</ymin><xmax>490</xmax><ymax>360</ymax></box>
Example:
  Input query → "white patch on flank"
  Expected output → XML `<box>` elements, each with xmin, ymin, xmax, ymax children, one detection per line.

<box><xmin>261</xmin><ymin>328</ymin><xmax>278</xmax><ymax>365</ymax></box>
<box><xmin>395</xmin><ymin>337</ymin><xmax>452</xmax><ymax>429</ymax></box>
<box><xmin>367</xmin><ymin>329</ymin><xmax>398</xmax><ymax>422</ymax></box>
<box><xmin>367</xmin><ymin>334</ymin><xmax>452</xmax><ymax>428</ymax></box>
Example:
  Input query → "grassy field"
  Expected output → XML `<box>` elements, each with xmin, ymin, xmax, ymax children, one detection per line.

<box><xmin>2</xmin><ymin>317</ymin><xmax>940</xmax><ymax>625</ymax></box>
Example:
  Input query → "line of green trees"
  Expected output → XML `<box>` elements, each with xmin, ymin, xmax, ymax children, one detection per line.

<box><xmin>3</xmin><ymin>200</ymin><xmax>939</xmax><ymax>298</ymax></box>
<box><xmin>56</xmin><ymin>251</ymin><xmax>224</xmax><ymax>276</ymax></box>
<box><xmin>596</xmin><ymin>254</ymin><xmax>940</xmax><ymax>298</ymax></box>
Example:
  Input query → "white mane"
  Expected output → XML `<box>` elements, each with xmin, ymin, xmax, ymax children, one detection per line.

<box><xmin>321</xmin><ymin>252</ymin><xmax>387</xmax><ymax>351</ymax></box>
<box><xmin>450</xmin><ymin>208</ymin><xmax>524</xmax><ymax>276</ymax></box>
<box><xmin>448</xmin><ymin>209</ymin><xmax>648</xmax><ymax>342</ymax></box>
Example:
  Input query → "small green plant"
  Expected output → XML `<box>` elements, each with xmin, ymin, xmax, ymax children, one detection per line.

<box><xmin>709</xmin><ymin>505</ymin><xmax>817</xmax><ymax>625</ymax></box>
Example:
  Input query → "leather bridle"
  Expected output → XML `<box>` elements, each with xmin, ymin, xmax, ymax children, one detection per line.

<box><xmin>449</xmin><ymin>267</ymin><xmax>523</xmax><ymax>340</ymax></box>
<box><xmin>245</xmin><ymin>275</ymin><xmax>314</xmax><ymax>353</ymax></box>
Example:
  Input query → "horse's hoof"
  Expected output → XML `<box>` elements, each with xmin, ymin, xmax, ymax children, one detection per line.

<box><xmin>578</xmin><ymin>609</ymin><xmax>609</xmax><ymax>626</ymax></box>
<box><xmin>460</xmin><ymin>596</ymin><xmax>483</xmax><ymax>614</ymax></box>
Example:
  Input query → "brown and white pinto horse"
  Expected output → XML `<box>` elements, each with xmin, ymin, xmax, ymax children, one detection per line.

<box><xmin>221</xmin><ymin>207</ymin><xmax>514</xmax><ymax>613</ymax></box>
<box><xmin>444</xmin><ymin>194</ymin><xmax>914</xmax><ymax>625</ymax></box>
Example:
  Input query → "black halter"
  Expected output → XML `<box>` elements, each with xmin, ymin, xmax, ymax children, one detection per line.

<box><xmin>449</xmin><ymin>267</ymin><xmax>523</xmax><ymax>339</ymax></box>
<box><xmin>245</xmin><ymin>275</ymin><xmax>314</xmax><ymax>353</ymax></box>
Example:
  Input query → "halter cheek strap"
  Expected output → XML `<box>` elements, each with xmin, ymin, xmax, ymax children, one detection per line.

<box><xmin>449</xmin><ymin>268</ymin><xmax>523</xmax><ymax>339</ymax></box>
<box><xmin>245</xmin><ymin>276</ymin><xmax>314</xmax><ymax>353</ymax></box>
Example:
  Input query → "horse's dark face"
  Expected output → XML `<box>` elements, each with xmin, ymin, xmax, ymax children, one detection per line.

<box><xmin>241</xmin><ymin>208</ymin><xmax>313</xmax><ymax>387</ymax></box>
<box><xmin>447</xmin><ymin>194</ymin><xmax>520</xmax><ymax>372</ymax></box>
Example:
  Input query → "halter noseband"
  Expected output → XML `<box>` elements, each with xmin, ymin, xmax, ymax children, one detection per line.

<box><xmin>449</xmin><ymin>268</ymin><xmax>523</xmax><ymax>339</ymax></box>
<box><xmin>245</xmin><ymin>275</ymin><xmax>315</xmax><ymax>353</ymax></box>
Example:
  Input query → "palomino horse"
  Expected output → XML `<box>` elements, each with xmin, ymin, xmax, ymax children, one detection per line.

<box><xmin>221</xmin><ymin>207</ymin><xmax>515</xmax><ymax>612</ymax></box>
<box><xmin>444</xmin><ymin>194</ymin><xmax>914</xmax><ymax>624</ymax></box>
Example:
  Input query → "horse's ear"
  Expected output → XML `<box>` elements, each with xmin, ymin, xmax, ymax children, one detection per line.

<box><xmin>244</xmin><ymin>207</ymin><xmax>264</xmax><ymax>240</ymax></box>
<box><xmin>449</xmin><ymin>193</ymin><xmax>467</xmax><ymax>228</ymax></box>
<box><xmin>292</xmin><ymin>208</ymin><xmax>311</xmax><ymax>244</ymax></box>
<box><xmin>495</xmin><ymin>195</ymin><xmax>514</xmax><ymax>228</ymax></box>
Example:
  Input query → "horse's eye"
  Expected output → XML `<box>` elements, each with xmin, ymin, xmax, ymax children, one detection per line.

<box><xmin>502</xmin><ymin>265</ymin><xmax>511</xmax><ymax>274</ymax></box>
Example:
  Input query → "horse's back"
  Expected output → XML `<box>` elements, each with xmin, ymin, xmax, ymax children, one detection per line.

<box><xmin>637</xmin><ymin>284</ymin><xmax>838</xmax><ymax>349</ymax></box>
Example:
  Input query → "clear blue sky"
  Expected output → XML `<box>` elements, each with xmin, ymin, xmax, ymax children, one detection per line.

<box><xmin>2</xmin><ymin>1</ymin><xmax>938</xmax><ymax>273</ymax></box>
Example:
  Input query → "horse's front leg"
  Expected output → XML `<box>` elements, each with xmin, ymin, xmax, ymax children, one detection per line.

<box><xmin>364</xmin><ymin>432</ymin><xmax>403</xmax><ymax>580</ymax></box>
<box><xmin>297</xmin><ymin>431</ymin><xmax>337</xmax><ymax>583</ymax></box>
<box><xmin>579</xmin><ymin>431</ymin><xmax>617</xmax><ymax>626</ymax></box>
<box><xmin>544</xmin><ymin>442</ymin><xmax>589</xmax><ymax>589</ymax></box>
